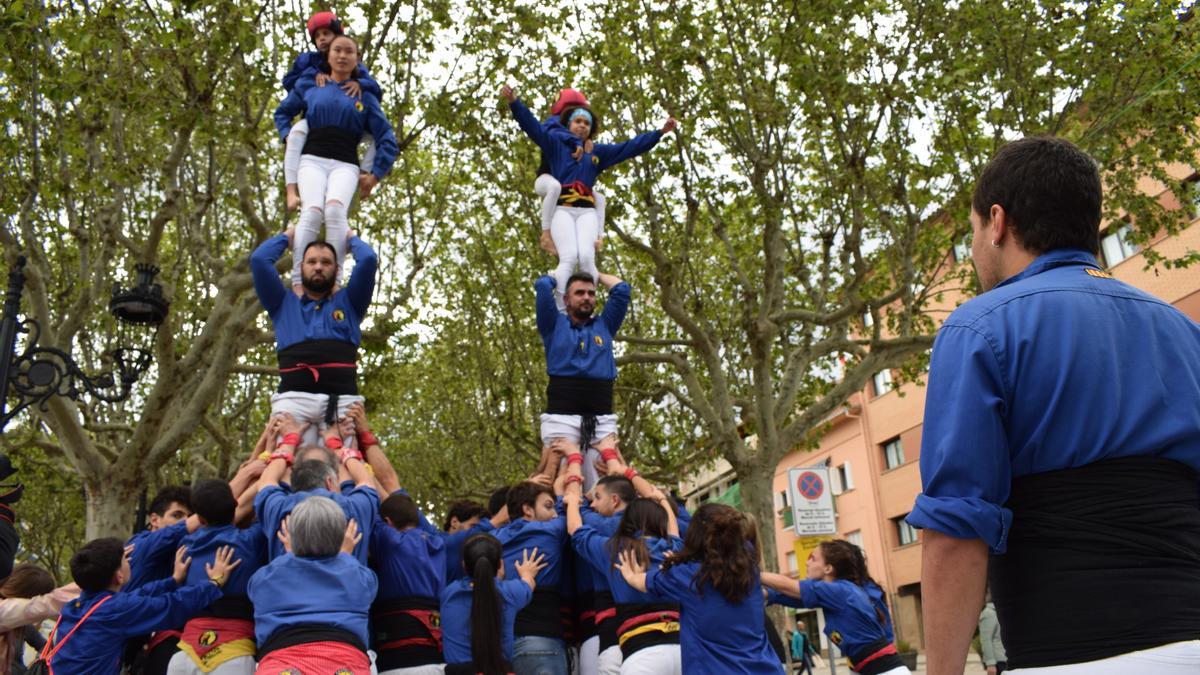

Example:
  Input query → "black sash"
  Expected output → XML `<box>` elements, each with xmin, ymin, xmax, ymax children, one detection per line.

<box><xmin>371</xmin><ymin>596</ymin><xmax>442</xmax><ymax>669</ymax></box>
<box><xmin>545</xmin><ymin>377</ymin><xmax>613</xmax><ymax>415</ymax></box>
<box><xmin>595</xmin><ymin>591</ymin><xmax>619</xmax><ymax>652</ymax></box>
<box><xmin>278</xmin><ymin>340</ymin><xmax>358</xmax><ymax>395</ymax></box>
<box><xmin>514</xmin><ymin>587</ymin><xmax>563</xmax><ymax>639</ymax></box>
<box><xmin>302</xmin><ymin>126</ymin><xmax>358</xmax><ymax>166</ymax></box>
<box><xmin>615</xmin><ymin>602</ymin><xmax>681</xmax><ymax>660</ymax></box>
<box><xmin>197</xmin><ymin>594</ymin><xmax>253</xmax><ymax>620</ymax></box>
<box><xmin>258</xmin><ymin>624</ymin><xmax>366</xmax><ymax>659</ymax></box>
<box><xmin>990</xmin><ymin>456</ymin><xmax>1200</xmax><ymax>668</ymax></box>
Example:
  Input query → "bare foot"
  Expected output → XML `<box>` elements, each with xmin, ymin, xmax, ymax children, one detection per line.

<box><xmin>291</xmin><ymin>283</ymin><xmax>303</xmax><ymax>297</ymax></box>
<box><xmin>286</xmin><ymin>185</ymin><xmax>300</xmax><ymax>213</ymax></box>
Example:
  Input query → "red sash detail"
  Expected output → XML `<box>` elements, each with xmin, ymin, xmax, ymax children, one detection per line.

<box><xmin>278</xmin><ymin>362</ymin><xmax>357</xmax><ymax>382</ymax></box>
<box><xmin>146</xmin><ymin>629</ymin><xmax>183</xmax><ymax>652</ymax></box>
<box><xmin>852</xmin><ymin>643</ymin><xmax>899</xmax><ymax>672</ymax></box>
<box><xmin>256</xmin><ymin>641</ymin><xmax>369</xmax><ymax>673</ymax></box>
<box><xmin>375</xmin><ymin>608</ymin><xmax>442</xmax><ymax>652</ymax></box>
<box><xmin>180</xmin><ymin>617</ymin><xmax>254</xmax><ymax>659</ymax></box>
<box><xmin>594</xmin><ymin>607</ymin><xmax>616</xmax><ymax>625</ymax></box>
<box><xmin>616</xmin><ymin>610</ymin><xmax>679</xmax><ymax>637</ymax></box>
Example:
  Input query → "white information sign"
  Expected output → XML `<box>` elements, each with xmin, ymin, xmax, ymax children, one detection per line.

<box><xmin>788</xmin><ymin>466</ymin><xmax>837</xmax><ymax>536</ymax></box>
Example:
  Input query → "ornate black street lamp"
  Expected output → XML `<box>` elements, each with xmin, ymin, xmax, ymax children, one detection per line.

<box><xmin>0</xmin><ymin>256</ymin><xmax>169</xmax><ymax>431</ymax></box>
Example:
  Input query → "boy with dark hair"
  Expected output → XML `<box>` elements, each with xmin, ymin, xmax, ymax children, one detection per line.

<box><xmin>49</xmin><ymin>538</ymin><xmax>239</xmax><ymax>674</ymax></box>
<box><xmin>443</xmin><ymin>500</ymin><xmax>488</xmax><ymax>533</ymax></box>
<box><xmin>496</xmin><ymin>479</ymin><xmax>570</xmax><ymax>674</ymax></box>
<box><xmin>168</xmin><ymin>479</ymin><xmax>267</xmax><ymax>675</ymax></box>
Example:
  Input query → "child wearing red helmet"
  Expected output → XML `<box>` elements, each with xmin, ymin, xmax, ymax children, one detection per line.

<box><xmin>533</xmin><ymin>89</ymin><xmax>607</xmax><ymax>265</ymax></box>
<box><xmin>280</xmin><ymin>11</ymin><xmax>383</xmax><ymax>219</ymax></box>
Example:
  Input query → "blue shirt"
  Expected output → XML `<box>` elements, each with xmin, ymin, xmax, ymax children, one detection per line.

<box><xmin>274</xmin><ymin>77</ymin><xmax>400</xmax><ymax>179</ymax></box>
<box><xmin>179</xmin><ymin>523</ymin><xmax>268</xmax><ymax>599</ymax></box>
<box><xmin>248</xmin><ymin>552</ymin><xmax>378</xmax><ymax>646</ymax></box>
<box><xmin>439</xmin><ymin>577</ymin><xmax>532</xmax><ymax>664</ymax></box>
<box><xmin>535</xmin><ymin>276</ymin><xmax>631</xmax><ymax>380</ymax></box>
<box><xmin>494</xmin><ymin>517</ymin><xmax>568</xmax><ymax>590</ymax></box>
<box><xmin>125</xmin><ymin>522</ymin><xmax>188</xmax><ymax>592</ymax></box>
<box><xmin>908</xmin><ymin>249</ymin><xmax>1200</xmax><ymax>552</ymax></box>
<box><xmin>282</xmin><ymin>52</ymin><xmax>381</xmax><ymax>98</ymax></box>
<box><xmin>443</xmin><ymin>519</ymin><xmax>497</xmax><ymax>583</ymax></box>
<box><xmin>509</xmin><ymin>99</ymin><xmax>664</xmax><ymax>189</ymax></box>
<box><xmin>572</xmin><ymin>527</ymin><xmax>681</xmax><ymax>604</ymax></box>
<box><xmin>370</xmin><ymin>520</ymin><xmax>446</xmax><ymax>601</ymax></box>
<box><xmin>791</xmin><ymin>579</ymin><xmax>889</xmax><ymax>659</ymax></box>
<box><xmin>645</xmin><ymin>561</ymin><xmax>781</xmax><ymax>675</ymax></box>
<box><xmin>52</xmin><ymin>580</ymin><xmax>222</xmax><ymax>675</ymax></box>
<box><xmin>254</xmin><ymin>484</ymin><xmax>379</xmax><ymax>563</ymax></box>
<box><xmin>251</xmin><ymin>234</ymin><xmax>378</xmax><ymax>351</ymax></box>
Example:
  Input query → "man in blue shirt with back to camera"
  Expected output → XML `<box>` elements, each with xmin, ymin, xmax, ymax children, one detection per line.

<box><xmin>536</xmin><ymin>269</ymin><xmax>629</xmax><ymax>491</ymax></box>
<box><xmin>910</xmin><ymin>136</ymin><xmax>1200</xmax><ymax>675</ymax></box>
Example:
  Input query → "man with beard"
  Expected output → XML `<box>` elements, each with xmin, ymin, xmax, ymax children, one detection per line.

<box><xmin>535</xmin><ymin>270</ymin><xmax>629</xmax><ymax>491</ymax></box>
<box><xmin>251</xmin><ymin>228</ymin><xmax>377</xmax><ymax>450</ymax></box>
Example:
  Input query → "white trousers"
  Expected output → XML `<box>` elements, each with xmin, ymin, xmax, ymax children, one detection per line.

<box><xmin>270</xmin><ymin>391</ymin><xmax>366</xmax><ymax>449</ymax></box>
<box><xmin>541</xmin><ymin>414</ymin><xmax>617</xmax><ymax>491</ymax></box>
<box><xmin>293</xmin><ymin>155</ymin><xmax>360</xmax><ymax>285</ymax></box>
<box><xmin>550</xmin><ymin>206</ymin><xmax>600</xmax><ymax>298</ymax></box>
<box><xmin>1009</xmin><ymin>640</ymin><xmax>1200</xmax><ymax>674</ymax></box>
<box><xmin>578</xmin><ymin>635</ymin><xmax>600</xmax><ymax>675</ymax></box>
<box><xmin>619</xmin><ymin>644</ymin><xmax>680</xmax><ymax>675</ymax></box>
<box><xmin>597</xmin><ymin>645</ymin><xmax>622</xmax><ymax>675</ymax></box>
<box><xmin>535</xmin><ymin>175</ymin><xmax>605</xmax><ymax>234</ymax></box>
<box><xmin>285</xmin><ymin>118</ymin><xmax>376</xmax><ymax>184</ymax></box>
<box><xmin>378</xmin><ymin>666</ymin><xmax>446</xmax><ymax>675</ymax></box>
<box><xmin>165</xmin><ymin>652</ymin><xmax>255</xmax><ymax>675</ymax></box>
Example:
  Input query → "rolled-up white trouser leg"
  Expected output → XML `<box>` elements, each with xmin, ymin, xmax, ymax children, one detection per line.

<box><xmin>270</xmin><ymin>391</ymin><xmax>367</xmax><ymax>449</ymax></box>
<box><xmin>284</xmin><ymin>118</ymin><xmax>309</xmax><ymax>185</ymax></box>
<box><xmin>535</xmin><ymin>174</ymin><xmax>562</xmax><ymax>232</ymax></box>
<box><xmin>619</xmin><ymin>644</ymin><xmax>680</xmax><ymax>675</ymax></box>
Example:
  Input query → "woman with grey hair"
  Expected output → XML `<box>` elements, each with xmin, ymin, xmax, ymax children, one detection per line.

<box><xmin>248</xmin><ymin>495</ymin><xmax>377</xmax><ymax>671</ymax></box>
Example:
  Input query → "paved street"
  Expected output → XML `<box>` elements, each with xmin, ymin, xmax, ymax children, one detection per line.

<box><xmin>789</xmin><ymin>652</ymin><xmax>985</xmax><ymax>675</ymax></box>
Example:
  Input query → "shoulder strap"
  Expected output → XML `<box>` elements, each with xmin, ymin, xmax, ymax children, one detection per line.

<box><xmin>42</xmin><ymin>594</ymin><xmax>114</xmax><ymax>663</ymax></box>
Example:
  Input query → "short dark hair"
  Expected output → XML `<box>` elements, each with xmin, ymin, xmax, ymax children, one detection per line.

<box><xmin>565</xmin><ymin>273</ymin><xmax>595</xmax><ymax>295</ymax></box>
<box><xmin>303</xmin><ymin>240</ymin><xmax>338</xmax><ymax>260</ymax></box>
<box><xmin>149</xmin><ymin>485</ymin><xmax>191</xmax><ymax>516</ymax></box>
<box><xmin>71</xmin><ymin>538</ymin><xmax>125</xmax><ymax>592</ymax></box>
<box><xmin>291</xmin><ymin>458</ymin><xmax>337</xmax><ymax>492</ymax></box>
<box><xmin>380</xmin><ymin>492</ymin><xmax>421</xmax><ymax>529</ymax></box>
<box><xmin>971</xmin><ymin>136</ymin><xmax>1102</xmax><ymax>256</ymax></box>
<box><xmin>595</xmin><ymin>475</ymin><xmax>636</xmax><ymax>504</ymax></box>
<box><xmin>505</xmin><ymin>481</ymin><xmax>554</xmax><ymax>520</ymax></box>
<box><xmin>443</xmin><ymin>499</ymin><xmax>487</xmax><ymax>532</ymax></box>
<box><xmin>191</xmin><ymin>479</ymin><xmax>235</xmax><ymax>526</ymax></box>
<box><xmin>487</xmin><ymin>486</ymin><xmax>511</xmax><ymax>518</ymax></box>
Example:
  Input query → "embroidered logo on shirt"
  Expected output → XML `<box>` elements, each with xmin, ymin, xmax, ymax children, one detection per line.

<box><xmin>830</xmin><ymin>630</ymin><xmax>843</xmax><ymax>645</ymax></box>
<box><xmin>593</xmin><ymin>335</ymin><xmax>604</xmax><ymax>347</ymax></box>
<box><xmin>591</xmin><ymin>156</ymin><xmax>600</xmax><ymax>166</ymax></box>
<box><xmin>1086</xmin><ymin>268</ymin><xmax>1114</xmax><ymax>279</ymax></box>
<box><xmin>354</xmin><ymin>101</ymin><xmax>364</xmax><ymax>113</ymax></box>
<box><xmin>579</xmin><ymin>340</ymin><xmax>586</xmax><ymax>351</ymax></box>
<box><xmin>199</xmin><ymin>630</ymin><xmax>217</xmax><ymax>646</ymax></box>
<box><xmin>333</xmin><ymin>309</ymin><xmax>346</xmax><ymax>321</ymax></box>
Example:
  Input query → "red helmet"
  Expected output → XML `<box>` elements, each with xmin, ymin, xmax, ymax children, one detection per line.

<box><xmin>550</xmin><ymin>88</ymin><xmax>589</xmax><ymax>115</ymax></box>
<box><xmin>307</xmin><ymin>11</ymin><xmax>344</xmax><ymax>42</ymax></box>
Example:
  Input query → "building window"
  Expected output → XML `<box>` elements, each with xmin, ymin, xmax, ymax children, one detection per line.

<box><xmin>883</xmin><ymin>438</ymin><xmax>905</xmax><ymax>470</ymax></box>
<box><xmin>872</xmin><ymin>369</ymin><xmax>893</xmax><ymax>397</ymax></box>
<box><xmin>1100</xmin><ymin>224</ymin><xmax>1140</xmax><ymax>268</ymax></box>
<box><xmin>894</xmin><ymin>515</ymin><xmax>919</xmax><ymax>546</ymax></box>
<box><xmin>846</xmin><ymin>530</ymin><xmax>864</xmax><ymax>549</ymax></box>
<box><xmin>837</xmin><ymin>462</ymin><xmax>854</xmax><ymax>492</ymax></box>
<box><xmin>786</xmin><ymin>551</ymin><xmax>798</xmax><ymax>573</ymax></box>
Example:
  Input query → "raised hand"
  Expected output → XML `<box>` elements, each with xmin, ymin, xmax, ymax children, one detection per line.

<box><xmin>341</xmin><ymin>518</ymin><xmax>362</xmax><ymax>555</ymax></box>
<box><xmin>205</xmin><ymin>545</ymin><xmax>243</xmax><ymax>588</ymax></box>
<box><xmin>277</xmin><ymin>517</ymin><xmax>293</xmax><ymax>554</ymax></box>
<box><xmin>516</xmin><ymin>547</ymin><xmax>548</xmax><ymax>586</ymax></box>
<box><xmin>500</xmin><ymin>84</ymin><xmax>516</xmax><ymax>103</ymax></box>
<box><xmin>172</xmin><ymin>546</ymin><xmax>192</xmax><ymax>585</ymax></box>
<box><xmin>661</xmin><ymin>117</ymin><xmax>678</xmax><ymax>135</ymax></box>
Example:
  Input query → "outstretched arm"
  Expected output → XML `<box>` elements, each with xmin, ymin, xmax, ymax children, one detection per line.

<box><xmin>592</xmin><ymin>124</ymin><xmax>670</xmax><ymax>172</ymax></box>
<box><xmin>344</xmin><ymin>232</ymin><xmax>378</xmax><ymax>318</ymax></box>
<box><xmin>250</xmin><ymin>234</ymin><xmax>291</xmax><ymax>317</ymax></box>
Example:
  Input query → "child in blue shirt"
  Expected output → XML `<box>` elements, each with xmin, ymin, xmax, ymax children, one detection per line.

<box><xmin>281</xmin><ymin>11</ymin><xmax>382</xmax><ymax>214</ymax></box>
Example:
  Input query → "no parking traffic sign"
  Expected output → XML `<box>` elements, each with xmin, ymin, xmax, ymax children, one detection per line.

<box><xmin>787</xmin><ymin>466</ymin><xmax>837</xmax><ymax>535</ymax></box>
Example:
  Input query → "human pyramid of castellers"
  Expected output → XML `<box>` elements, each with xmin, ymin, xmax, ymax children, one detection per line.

<box><xmin>0</xmin><ymin>12</ymin><xmax>913</xmax><ymax>675</ymax></box>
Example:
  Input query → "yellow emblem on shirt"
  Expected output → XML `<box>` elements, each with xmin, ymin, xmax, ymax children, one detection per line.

<box><xmin>333</xmin><ymin>309</ymin><xmax>346</xmax><ymax>321</ymax></box>
<box><xmin>830</xmin><ymin>630</ymin><xmax>843</xmax><ymax>645</ymax></box>
<box><xmin>592</xmin><ymin>156</ymin><xmax>600</xmax><ymax>166</ymax></box>
<box><xmin>1086</xmin><ymin>268</ymin><xmax>1114</xmax><ymax>279</ymax></box>
<box><xmin>594</xmin><ymin>335</ymin><xmax>604</xmax><ymax>347</ymax></box>
<box><xmin>354</xmin><ymin>101</ymin><xmax>364</xmax><ymax>113</ymax></box>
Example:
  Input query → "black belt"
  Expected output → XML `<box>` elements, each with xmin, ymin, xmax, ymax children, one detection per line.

<box><xmin>991</xmin><ymin>456</ymin><xmax>1200</xmax><ymax>668</ymax></box>
<box><xmin>258</xmin><ymin>624</ymin><xmax>366</xmax><ymax>659</ymax></box>
<box><xmin>514</xmin><ymin>587</ymin><xmax>563</xmax><ymax>639</ymax></box>
<box><xmin>545</xmin><ymin>376</ymin><xmax>613</xmax><ymax>415</ymax></box>
<box><xmin>278</xmin><ymin>340</ymin><xmax>358</xmax><ymax>395</ymax></box>
<box><xmin>302</xmin><ymin>126</ymin><xmax>359</xmax><ymax>166</ymax></box>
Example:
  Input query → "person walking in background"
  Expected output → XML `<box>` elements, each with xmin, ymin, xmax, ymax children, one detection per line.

<box><xmin>978</xmin><ymin>600</ymin><xmax>1007</xmax><ymax>674</ymax></box>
